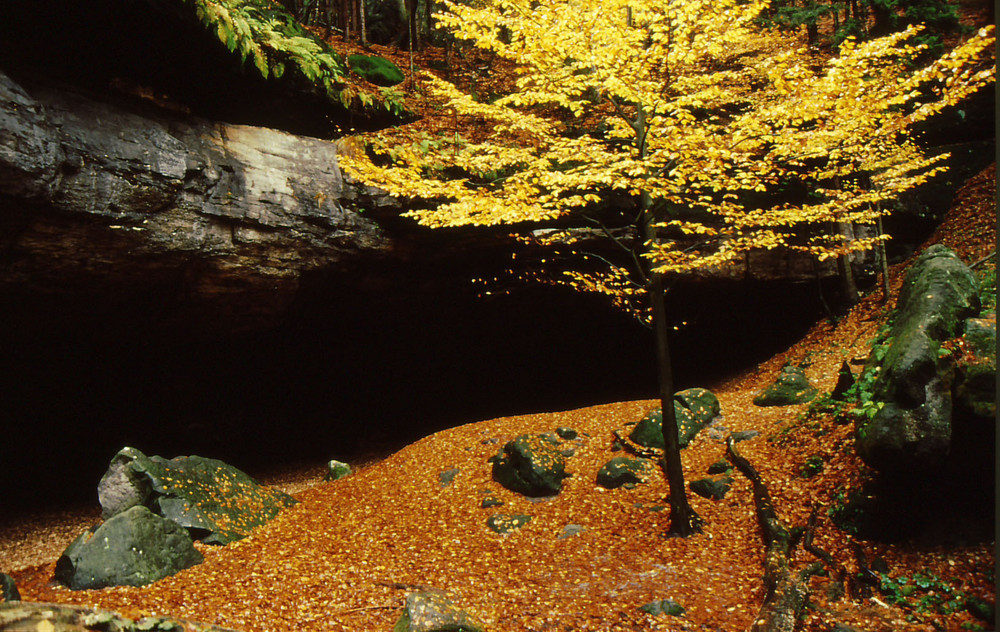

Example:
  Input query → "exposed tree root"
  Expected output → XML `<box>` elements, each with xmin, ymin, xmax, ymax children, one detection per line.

<box><xmin>726</xmin><ymin>437</ymin><xmax>826</xmax><ymax>632</ymax></box>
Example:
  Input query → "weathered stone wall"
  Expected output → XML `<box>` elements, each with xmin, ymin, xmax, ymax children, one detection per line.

<box><xmin>0</xmin><ymin>69</ymin><xmax>391</xmax><ymax>330</ymax></box>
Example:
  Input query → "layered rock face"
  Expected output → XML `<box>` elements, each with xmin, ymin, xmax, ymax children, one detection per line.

<box><xmin>0</xmin><ymin>69</ymin><xmax>391</xmax><ymax>331</ymax></box>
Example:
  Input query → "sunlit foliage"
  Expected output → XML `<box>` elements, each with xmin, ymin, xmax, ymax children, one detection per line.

<box><xmin>343</xmin><ymin>0</ymin><xmax>993</xmax><ymax>306</ymax></box>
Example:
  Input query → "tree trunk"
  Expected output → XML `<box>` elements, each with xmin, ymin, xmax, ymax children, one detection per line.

<box><xmin>632</xmin><ymin>106</ymin><xmax>700</xmax><ymax>537</ymax></box>
<box><xmin>359</xmin><ymin>0</ymin><xmax>368</xmax><ymax>46</ymax></box>
<box><xmin>650</xmin><ymin>271</ymin><xmax>702</xmax><ymax>536</ymax></box>
<box><xmin>836</xmin><ymin>221</ymin><xmax>859</xmax><ymax>306</ymax></box>
<box><xmin>876</xmin><ymin>214</ymin><xmax>890</xmax><ymax>304</ymax></box>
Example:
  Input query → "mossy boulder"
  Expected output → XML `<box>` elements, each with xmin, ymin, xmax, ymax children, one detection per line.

<box><xmin>628</xmin><ymin>388</ymin><xmax>721</xmax><ymax>449</ymax></box>
<box><xmin>856</xmin><ymin>246</ymin><xmax>983</xmax><ymax>476</ymax></box>
<box><xmin>596</xmin><ymin>457</ymin><xmax>654</xmax><ymax>489</ymax></box>
<box><xmin>348</xmin><ymin>54</ymin><xmax>405</xmax><ymax>86</ymax></box>
<box><xmin>54</xmin><ymin>506</ymin><xmax>203</xmax><ymax>590</ymax></box>
<box><xmin>954</xmin><ymin>314</ymin><xmax>996</xmax><ymax>418</ymax></box>
<box><xmin>98</xmin><ymin>447</ymin><xmax>298</xmax><ymax>545</ymax></box>
<box><xmin>393</xmin><ymin>591</ymin><xmax>486</xmax><ymax>632</ymax></box>
<box><xmin>490</xmin><ymin>434</ymin><xmax>569</xmax><ymax>497</ymax></box>
<box><xmin>753</xmin><ymin>365</ymin><xmax>817</xmax><ymax>406</ymax></box>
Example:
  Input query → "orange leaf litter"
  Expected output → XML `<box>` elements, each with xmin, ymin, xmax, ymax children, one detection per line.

<box><xmin>2</xmin><ymin>166</ymin><xmax>995</xmax><ymax>631</ymax></box>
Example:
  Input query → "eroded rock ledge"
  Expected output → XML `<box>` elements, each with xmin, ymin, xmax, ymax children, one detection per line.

<box><xmin>0</xmin><ymin>69</ymin><xmax>392</xmax><ymax>331</ymax></box>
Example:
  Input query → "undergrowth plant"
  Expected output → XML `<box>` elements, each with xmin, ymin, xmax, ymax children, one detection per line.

<box><xmin>184</xmin><ymin>0</ymin><xmax>407</xmax><ymax>115</ymax></box>
<box><xmin>876</xmin><ymin>571</ymin><xmax>994</xmax><ymax>626</ymax></box>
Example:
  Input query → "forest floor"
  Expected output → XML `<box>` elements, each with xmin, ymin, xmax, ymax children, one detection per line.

<box><xmin>1</xmin><ymin>165</ymin><xmax>994</xmax><ymax>632</ymax></box>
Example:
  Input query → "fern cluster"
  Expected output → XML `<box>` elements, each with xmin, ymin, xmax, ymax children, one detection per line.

<box><xmin>183</xmin><ymin>0</ymin><xmax>406</xmax><ymax>115</ymax></box>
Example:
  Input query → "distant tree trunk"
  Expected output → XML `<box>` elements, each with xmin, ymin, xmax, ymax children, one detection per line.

<box><xmin>837</xmin><ymin>221</ymin><xmax>860</xmax><ymax>306</ymax></box>
<box><xmin>341</xmin><ymin>0</ymin><xmax>351</xmax><ymax>41</ymax></box>
<box><xmin>425</xmin><ymin>0</ymin><xmax>434</xmax><ymax>43</ymax></box>
<box><xmin>870</xmin><ymin>0</ymin><xmax>894</xmax><ymax>35</ymax></box>
<box><xmin>876</xmin><ymin>213</ymin><xmax>890</xmax><ymax>304</ymax></box>
<box><xmin>359</xmin><ymin>0</ymin><xmax>368</xmax><ymax>46</ymax></box>
<box><xmin>403</xmin><ymin>0</ymin><xmax>419</xmax><ymax>49</ymax></box>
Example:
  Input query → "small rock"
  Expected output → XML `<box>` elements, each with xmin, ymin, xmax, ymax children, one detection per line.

<box><xmin>556</xmin><ymin>524</ymin><xmax>585</xmax><ymax>540</ymax></box>
<box><xmin>596</xmin><ymin>457</ymin><xmax>654</xmax><ymax>489</ymax></box>
<box><xmin>628</xmin><ymin>388</ymin><xmax>721</xmax><ymax>449</ymax></box>
<box><xmin>393</xmin><ymin>590</ymin><xmax>486</xmax><ymax>632</ymax></box>
<box><xmin>753</xmin><ymin>365</ymin><xmax>818</xmax><ymax>406</ymax></box>
<box><xmin>555</xmin><ymin>427</ymin><xmax>578</xmax><ymax>440</ymax></box>
<box><xmin>324</xmin><ymin>459</ymin><xmax>352</xmax><ymax>482</ymax></box>
<box><xmin>639</xmin><ymin>598</ymin><xmax>686</xmax><ymax>617</ymax></box>
<box><xmin>348</xmin><ymin>54</ymin><xmax>405</xmax><ymax>87</ymax></box>
<box><xmin>689</xmin><ymin>476</ymin><xmax>733</xmax><ymax>500</ymax></box>
<box><xmin>479</xmin><ymin>494</ymin><xmax>503</xmax><ymax>509</ymax></box>
<box><xmin>730</xmin><ymin>430</ymin><xmax>759</xmax><ymax>443</ymax></box>
<box><xmin>706</xmin><ymin>460</ymin><xmax>732</xmax><ymax>474</ymax></box>
<box><xmin>438</xmin><ymin>467</ymin><xmax>460</xmax><ymax>488</ymax></box>
<box><xmin>486</xmin><ymin>513</ymin><xmax>532</xmax><ymax>534</ymax></box>
<box><xmin>0</xmin><ymin>573</ymin><xmax>19</xmax><ymax>602</ymax></box>
<box><xmin>832</xmin><ymin>361</ymin><xmax>855</xmax><ymax>400</ymax></box>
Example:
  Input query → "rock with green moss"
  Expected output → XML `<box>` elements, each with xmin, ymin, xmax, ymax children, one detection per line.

<box><xmin>628</xmin><ymin>388</ymin><xmax>721</xmax><ymax>450</ymax></box>
<box><xmin>324</xmin><ymin>459</ymin><xmax>352</xmax><ymax>481</ymax></box>
<box><xmin>54</xmin><ymin>505</ymin><xmax>203</xmax><ymax>590</ymax></box>
<box><xmin>0</xmin><ymin>573</ymin><xmax>18</xmax><ymax>602</ymax></box>
<box><xmin>706</xmin><ymin>459</ymin><xmax>732</xmax><ymax>475</ymax></box>
<box><xmin>98</xmin><ymin>447</ymin><xmax>298</xmax><ymax>545</ymax></box>
<box><xmin>596</xmin><ymin>457</ymin><xmax>654</xmax><ymax>489</ymax></box>
<box><xmin>856</xmin><ymin>246</ymin><xmax>983</xmax><ymax>475</ymax></box>
<box><xmin>753</xmin><ymin>365</ymin><xmax>818</xmax><ymax>406</ymax></box>
<box><xmin>490</xmin><ymin>434</ymin><xmax>569</xmax><ymax>497</ymax></box>
<box><xmin>486</xmin><ymin>513</ymin><xmax>533</xmax><ymax>534</ymax></box>
<box><xmin>639</xmin><ymin>598</ymin><xmax>686</xmax><ymax>617</ymax></box>
<box><xmin>689</xmin><ymin>476</ymin><xmax>733</xmax><ymax>500</ymax></box>
<box><xmin>393</xmin><ymin>591</ymin><xmax>486</xmax><ymax>632</ymax></box>
<box><xmin>348</xmin><ymin>54</ymin><xmax>405</xmax><ymax>86</ymax></box>
<box><xmin>954</xmin><ymin>314</ymin><xmax>996</xmax><ymax>418</ymax></box>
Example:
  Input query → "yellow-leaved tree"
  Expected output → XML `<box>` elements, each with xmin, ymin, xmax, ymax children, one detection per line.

<box><xmin>342</xmin><ymin>0</ymin><xmax>995</xmax><ymax>536</ymax></box>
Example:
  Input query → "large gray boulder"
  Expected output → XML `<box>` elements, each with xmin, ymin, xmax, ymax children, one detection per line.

<box><xmin>54</xmin><ymin>505</ymin><xmax>203</xmax><ymax>590</ymax></box>
<box><xmin>856</xmin><ymin>246</ymin><xmax>982</xmax><ymax>475</ymax></box>
<box><xmin>98</xmin><ymin>447</ymin><xmax>298</xmax><ymax>545</ymax></box>
<box><xmin>490</xmin><ymin>434</ymin><xmax>570</xmax><ymax>497</ymax></box>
